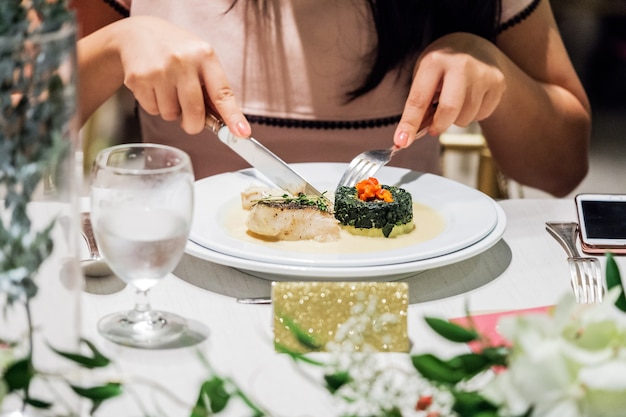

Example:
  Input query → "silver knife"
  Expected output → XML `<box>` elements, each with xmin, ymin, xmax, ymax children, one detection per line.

<box><xmin>205</xmin><ymin>114</ymin><xmax>326</xmax><ymax>199</ymax></box>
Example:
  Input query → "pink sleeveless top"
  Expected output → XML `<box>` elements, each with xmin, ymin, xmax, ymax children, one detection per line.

<box><xmin>110</xmin><ymin>0</ymin><xmax>538</xmax><ymax>179</ymax></box>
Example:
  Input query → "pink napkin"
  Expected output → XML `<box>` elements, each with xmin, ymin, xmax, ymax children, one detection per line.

<box><xmin>450</xmin><ymin>306</ymin><xmax>552</xmax><ymax>351</ymax></box>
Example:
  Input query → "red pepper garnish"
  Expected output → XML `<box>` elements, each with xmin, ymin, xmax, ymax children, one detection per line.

<box><xmin>355</xmin><ymin>177</ymin><xmax>393</xmax><ymax>202</ymax></box>
<box><xmin>415</xmin><ymin>395</ymin><xmax>433</xmax><ymax>411</ymax></box>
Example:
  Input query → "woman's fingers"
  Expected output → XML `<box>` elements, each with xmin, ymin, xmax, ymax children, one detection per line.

<box><xmin>175</xmin><ymin>70</ymin><xmax>207</xmax><ymax>134</ymax></box>
<box><xmin>117</xmin><ymin>16</ymin><xmax>249</xmax><ymax>137</ymax></box>
<box><xmin>394</xmin><ymin>65</ymin><xmax>441</xmax><ymax>147</ymax></box>
<box><xmin>154</xmin><ymin>84</ymin><xmax>181</xmax><ymax>121</ymax></box>
<box><xmin>431</xmin><ymin>73</ymin><xmax>466</xmax><ymax>133</ymax></box>
<box><xmin>129</xmin><ymin>80</ymin><xmax>160</xmax><ymax>116</ymax></box>
<box><xmin>199</xmin><ymin>47</ymin><xmax>250</xmax><ymax>138</ymax></box>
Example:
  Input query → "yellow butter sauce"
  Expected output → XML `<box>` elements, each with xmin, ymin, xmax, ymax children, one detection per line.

<box><xmin>222</xmin><ymin>199</ymin><xmax>446</xmax><ymax>255</ymax></box>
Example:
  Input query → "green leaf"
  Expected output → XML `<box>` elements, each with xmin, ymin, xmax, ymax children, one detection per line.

<box><xmin>191</xmin><ymin>377</ymin><xmax>231</xmax><ymax>416</ymax></box>
<box><xmin>412</xmin><ymin>350</ymin><xmax>498</xmax><ymax>385</ymax></box>
<box><xmin>48</xmin><ymin>338</ymin><xmax>112</xmax><ymax>369</ymax></box>
<box><xmin>89</xmin><ymin>400</ymin><xmax>104</xmax><ymax>415</ymax></box>
<box><xmin>277</xmin><ymin>314</ymin><xmax>323</xmax><ymax>350</ymax></box>
<box><xmin>70</xmin><ymin>382</ymin><xmax>122</xmax><ymax>415</ymax></box>
<box><xmin>70</xmin><ymin>382</ymin><xmax>123</xmax><ymax>400</ymax></box>
<box><xmin>411</xmin><ymin>353</ymin><xmax>464</xmax><ymax>384</ymax></box>
<box><xmin>381</xmin><ymin>407</ymin><xmax>403</xmax><ymax>417</ymax></box>
<box><xmin>24</xmin><ymin>396</ymin><xmax>52</xmax><ymax>409</ymax></box>
<box><xmin>452</xmin><ymin>390</ymin><xmax>500</xmax><ymax>416</ymax></box>
<box><xmin>4</xmin><ymin>358</ymin><xmax>35</xmax><ymax>391</ymax></box>
<box><xmin>446</xmin><ymin>353</ymin><xmax>491</xmax><ymax>377</ymax></box>
<box><xmin>424</xmin><ymin>317</ymin><xmax>479</xmax><ymax>343</ymax></box>
<box><xmin>274</xmin><ymin>342</ymin><xmax>325</xmax><ymax>366</ymax></box>
<box><xmin>324</xmin><ymin>371</ymin><xmax>351</xmax><ymax>393</ymax></box>
<box><xmin>480</xmin><ymin>346</ymin><xmax>510</xmax><ymax>367</ymax></box>
<box><xmin>605</xmin><ymin>252</ymin><xmax>626</xmax><ymax>312</ymax></box>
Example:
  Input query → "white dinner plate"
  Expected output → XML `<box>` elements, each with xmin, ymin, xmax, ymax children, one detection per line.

<box><xmin>185</xmin><ymin>201</ymin><xmax>506</xmax><ymax>281</ymax></box>
<box><xmin>189</xmin><ymin>163</ymin><xmax>499</xmax><ymax>267</ymax></box>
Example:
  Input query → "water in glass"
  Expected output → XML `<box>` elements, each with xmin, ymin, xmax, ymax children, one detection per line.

<box><xmin>90</xmin><ymin>143</ymin><xmax>194</xmax><ymax>348</ymax></box>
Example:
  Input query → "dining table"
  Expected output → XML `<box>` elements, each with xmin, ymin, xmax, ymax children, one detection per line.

<box><xmin>76</xmin><ymin>197</ymin><xmax>626</xmax><ymax>416</ymax></box>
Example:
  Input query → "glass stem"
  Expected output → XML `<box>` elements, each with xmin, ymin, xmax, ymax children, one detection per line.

<box><xmin>134</xmin><ymin>289</ymin><xmax>151</xmax><ymax>314</ymax></box>
<box><xmin>128</xmin><ymin>289</ymin><xmax>163</xmax><ymax>326</ymax></box>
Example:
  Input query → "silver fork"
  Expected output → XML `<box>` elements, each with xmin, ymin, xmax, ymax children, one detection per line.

<box><xmin>545</xmin><ymin>222</ymin><xmax>604</xmax><ymax>303</ymax></box>
<box><xmin>337</xmin><ymin>103</ymin><xmax>437</xmax><ymax>188</ymax></box>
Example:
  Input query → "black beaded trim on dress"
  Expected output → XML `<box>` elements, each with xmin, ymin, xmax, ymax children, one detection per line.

<box><xmin>245</xmin><ymin>114</ymin><xmax>402</xmax><ymax>130</ymax></box>
<box><xmin>102</xmin><ymin>0</ymin><xmax>130</xmax><ymax>17</ymax></box>
<box><xmin>496</xmin><ymin>0</ymin><xmax>541</xmax><ymax>34</ymax></box>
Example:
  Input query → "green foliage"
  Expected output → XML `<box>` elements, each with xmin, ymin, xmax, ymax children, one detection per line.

<box><xmin>276</xmin><ymin>313</ymin><xmax>323</xmax><ymax>350</ymax></box>
<box><xmin>0</xmin><ymin>0</ymin><xmax>71</xmax><ymax>37</ymax></box>
<box><xmin>411</xmin><ymin>350</ymin><xmax>508</xmax><ymax>385</ymax></box>
<box><xmin>70</xmin><ymin>383</ymin><xmax>123</xmax><ymax>415</ymax></box>
<box><xmin>0</xmin><ymin>0</ymin><xmax>74</xmax><ymax>306</ymax></box>
<box><xmin>198</xmin><ymin>378</ymin><xmax>261</xmax><ymax>416</ymax></box>
<box><xmin>606</xmin><ymin>252</ymin><xmax>626</xmax><ymax>312</ymax></box>
<box><xmin>3</xmin><ymin>358</ymin><xmax>34</xmax><ymax>391</ymax></box>
<box><xmin>3</xmin><ymin>336</ymin><xmax>122</xmax><ymax>414</ymax></box>
<box><xmin>192</xmin><ymin>377</ymin><xmax>231</xmax><ymax>416</ymax></box>
<box><xmin>23</xmin><ymin>396</ymin><xmax>53</xmax><ymax>409</ymax></box>
<box><xmin>324</xmin><ymin>371</ymin><xmax>352</xmax><ymax>394</ymax></box>
<box><xmin>69</xmin><ymin>382</ymin><xmax>123</xmax><ymax>401</ymax></box>
<box><xmin>424</xmin><ymin>316</ymin><xmax>479</xmax><ymax>343</ymax></box>
<box><xmin>274</xmin><ymin>342</ymin><xmax>326</xmax><ymax>365</ymax></box>
<box><xmin>190</xmin><ymin>350</ymin><xmax>268</xmax><ymax>417</ymax></box>
<box><xmin>411</xmin><ymin>353</ymin><xmax>472</xmax><ymax>384</ymax></box>
<box><xmin>0</xmin><ymin>1</ymin><xmax>28</xmax><ymax>36</ymax></box>
<box><xmin>0</xmin><ymin>1</ymin><xmax>82</xmax><ymax>414</ymax></box>
<box><xmin>0</xmin><ymin>217</ymin><xmax>55</xmax><ymax>305</ymax></box>
<box><xmin>450</xmin><ymin>391</ymin><xmax>499</xmax><ymax>417</ymax></box>
<box><xmin>30</xmin><ymin>0</ymin><xmax>74</xmax><ymax>33</ymax></box>
<box><xmin>411</xmin><ymin>316</ymin><xmax>508</xmax><ymax>387</ymax></box>
<box><xmin>48</xmin><ymin>338</ymin><xmax>112</xmax><ymax>369</ymax></box>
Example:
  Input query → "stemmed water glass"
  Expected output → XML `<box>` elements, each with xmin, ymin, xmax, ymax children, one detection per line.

<box><xmin>90</xmin><ymin>143</ymin><xmax>194</xmax><ymax>348</ymax></box>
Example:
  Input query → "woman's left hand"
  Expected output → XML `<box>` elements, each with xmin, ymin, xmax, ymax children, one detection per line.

<box><xmin>394</xmin><ymin>32</ymin><xmax>506</xmax><ymax>147</ymax></box>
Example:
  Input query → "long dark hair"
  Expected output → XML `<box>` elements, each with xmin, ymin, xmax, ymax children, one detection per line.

<box><xmin>230</xmin><ymin>0</ymin><xmax>501</xmax><ymax>100</ymax></box>
<box><xmin>353</xmin><ymin>0</ymin><xmax>501</xmax><ymax>99</ymax></box>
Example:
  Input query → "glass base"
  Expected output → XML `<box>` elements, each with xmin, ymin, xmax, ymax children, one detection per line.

<box><xmin>97</xmin><ymin>309</ymin><xmax>187</xmax><ymax>348</ymax></box>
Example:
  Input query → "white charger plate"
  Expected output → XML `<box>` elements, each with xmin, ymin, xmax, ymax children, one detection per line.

<box><xmin>185</xmin><ymin>201</ymin><xmax>506</xmax><ymax>281</ymax></box>
<box><xmin>189</xmin><ymin>163</ymin><xmax>499</xmax><ymax>267</ymax></box>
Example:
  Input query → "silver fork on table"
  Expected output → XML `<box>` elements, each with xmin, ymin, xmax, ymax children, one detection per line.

<box><xmin>337</xmin><ymin>102</ymin><xmax>437</xmax><ymax>188</ymax></box>
<box><xmin>545</xmin><ymin>222</ymin><xmax>604</xmax><ymax>303</ymax></box>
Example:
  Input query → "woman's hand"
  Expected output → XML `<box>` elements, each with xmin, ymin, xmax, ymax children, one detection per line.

<box><xmin>112</xmin><ymin>16</ymin><xmax>250</xmax><ymax>137</ymax></box>
<box><xmin>394</xmin><ymin>32</ymin><xmax>506</xmax><ymax>147</ymax></box>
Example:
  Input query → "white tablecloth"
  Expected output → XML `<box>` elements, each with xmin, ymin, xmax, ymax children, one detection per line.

<box><xmin>78</xmin><ymin>199</ymin><xmax>625</xmax><ymax>416</ymax></box>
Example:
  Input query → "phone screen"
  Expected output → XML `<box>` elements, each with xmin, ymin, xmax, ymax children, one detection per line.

<box><xmin>580</xmin><ymin>200</ymin><xmax>626</xmax><ymax>239</ymax></box>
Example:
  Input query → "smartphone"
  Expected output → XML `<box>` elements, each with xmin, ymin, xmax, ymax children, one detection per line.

<box><xmin>575</xmin><ymin>193</ymin><xmax>626</xmax><ymax>254</ymax></box>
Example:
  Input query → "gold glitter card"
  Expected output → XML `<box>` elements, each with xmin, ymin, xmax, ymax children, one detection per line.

<box><xmin>272</xmin><ymin>281</ymin><xmax>409</xmax><ymax>353</ymax></box>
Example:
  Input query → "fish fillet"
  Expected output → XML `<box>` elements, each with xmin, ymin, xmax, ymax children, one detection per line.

<box><xmin>246</xmin><ymin>200</ymin><xmax>340</xmax><ymax>242</ymax></box>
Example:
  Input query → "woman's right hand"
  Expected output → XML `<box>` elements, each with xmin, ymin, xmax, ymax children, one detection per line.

<box><xmin>113</xmin><ymin>16</ymin><xmax>250</xmax><ymax>137</ymax></box>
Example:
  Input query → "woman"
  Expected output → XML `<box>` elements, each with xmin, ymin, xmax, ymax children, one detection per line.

<box><xmin>72</xmin><ymin>0</ymin><xmax>590</xmax><ymax>196</ymax></box>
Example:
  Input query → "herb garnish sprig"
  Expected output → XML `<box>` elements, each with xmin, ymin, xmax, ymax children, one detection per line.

<box><xmin>255</xmin><ymin>192</ymin><xmax>332</xmax><ymax>213</ymax></box>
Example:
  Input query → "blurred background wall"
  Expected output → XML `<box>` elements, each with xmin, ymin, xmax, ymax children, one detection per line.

<box><xmin>553</xmin><ymin>0</ymin><xmax>626</xmax><ymax>109</ymax></box>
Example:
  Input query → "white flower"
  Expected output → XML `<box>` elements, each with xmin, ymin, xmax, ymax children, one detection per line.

<box><xmin>327</xmin><ymin>353</ymin><xmax>458</xmax><ymax>417</ymax></box>
<box><xmin>326</xmin><ymin>293</ymin><xmax>402</xmax><ymax>353</ymax></box>
<box><xmin>481</xmin><ymin>289</ymin><xmax>626</xmax><ymax>417</ymax></box>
